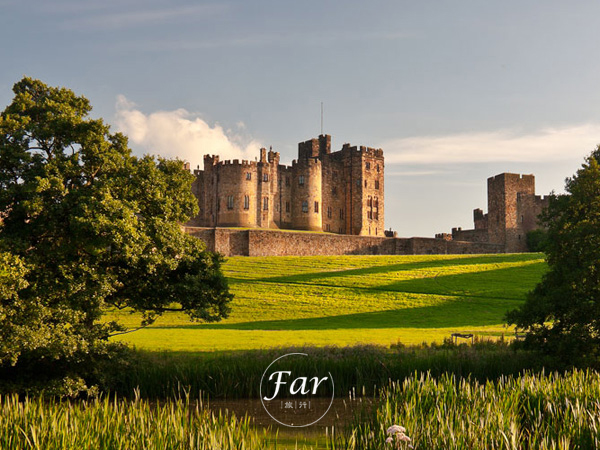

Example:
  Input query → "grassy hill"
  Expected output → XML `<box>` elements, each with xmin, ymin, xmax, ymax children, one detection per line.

<box><xmin>109</xmin><ymin>253</ymin><xmax>546</xmax><ymax>351</ymax></box>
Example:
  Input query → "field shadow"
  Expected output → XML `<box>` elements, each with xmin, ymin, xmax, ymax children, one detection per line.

<box><xmin>158</xmin><ymin>298</ymin><xmax>516</xmax><ymax>330</ymax></box>
<box><xmin>151</xmin><ymin>263</ymin><xmax>544</xmax><ymax>331</ymax></box>
<box><xmin>228</xmin><ymin>261</ymin><xmax>546</xmax><ymax>300</ymax></box>
<box><xmin>377</xmin><ymin>262</ymin><xmax>545</xmax><ymax>299</ymax></box>
<box><xmin>239</xmin><ymin>254</ymin><xmax>543</xmax><ymax>287</ymax></box>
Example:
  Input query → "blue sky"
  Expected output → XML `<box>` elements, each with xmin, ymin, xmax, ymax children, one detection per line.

<box><xmin>2</xmin><ymin>0</ymin><xmax>600</xmax><ymax>236</ymax></box>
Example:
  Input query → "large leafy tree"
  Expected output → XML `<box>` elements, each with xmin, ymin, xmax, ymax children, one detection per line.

<box><xmin>0</xmin><ymin>78</ymin><xmax>231</xmax><ymax>390</ymax></box>
<box><xmin>507</xmin><ymin>146</ymin><xmax>600</xmax><ymax>361</ymax></box>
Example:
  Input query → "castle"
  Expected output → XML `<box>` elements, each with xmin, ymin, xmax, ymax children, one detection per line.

<box><xmin>441</xmin><ymin>173</ymin><xmax>549</xmax><ymax>252</ymax></box>
<box><xmin>187</xmin><ymin>134</ymin><xmax>385</xmax><ymax>236</ymax></box>
<box><xmin>184</xmin><ymin>133</ymin><xmax>550</xmax><ymax>255</ymax></box>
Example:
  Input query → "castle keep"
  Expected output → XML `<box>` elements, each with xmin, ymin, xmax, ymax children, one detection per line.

<box><xmin>446</xmin><ymin>173</ymin><xmax>549</xmax><ymax>252</ymax></box>
<box><xmin>188</xmin><ymin>134</ymin><xmax>385</xmax><ymax>236</ymax></box>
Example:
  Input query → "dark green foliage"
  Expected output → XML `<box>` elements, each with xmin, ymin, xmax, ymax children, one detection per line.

<box><xmin>507</xmin><ymin>146</ymin><xmax>600</xmax><ymax>362</ymax></box>
<box><xmin>526</xmin><ymin>229</ymin><xmax>548</xmax><ymax>252</ymax></box>
<box><xmin>0</xmin><ymin>78</ymin><xmax>232</xmax><ymax>394</ymax></box>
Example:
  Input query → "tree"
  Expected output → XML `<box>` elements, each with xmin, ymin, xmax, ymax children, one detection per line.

<box><xmin>525</xmin><ymin>229</ymin><xmax>548</xmax><ymax>253</ymax></box>
<box><xmin>507</xmin><ymin>146</ymin><xmax>600</xmax><ymax>362</ymax></box>
<box><xmin>0</xmin><ymin>78</ymin><xmax>232</xmax><ymax>392</ymax></box>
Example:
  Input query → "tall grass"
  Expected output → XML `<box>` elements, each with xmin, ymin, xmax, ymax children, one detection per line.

<box><xmin>107</xmin><ymin>342</ymin><xmax>556</xmax><ymax>399</ymax></box>
<box><xmin>0</xmin><ymin>393</ymin><xmax>272</xmax><ymax>450</ymax></box>
<box><xmin>346</xmin><ymin>369</ymin><xmax>600</xmax><ymax>450</ymax></box>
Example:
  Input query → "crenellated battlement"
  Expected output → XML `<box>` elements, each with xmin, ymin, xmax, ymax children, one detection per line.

<box><xmin>188</xmin><ymin>134</ymin><xmax>385</xmax><ymax>237</ymax></box>
<box><xmin>340</xmin><ymin>143</ymin><xmax>384</xmax><ymax>158</ymax></box>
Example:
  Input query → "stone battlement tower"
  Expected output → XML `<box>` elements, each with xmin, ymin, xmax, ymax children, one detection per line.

<box><xmin>448</xmin><ymin>172</ymin><xmax>549</xmax><ymax>252</ymax></box>
<box><xmin>188</xmin><ymin>135</ymin><xmax>385</xmax><ymax>236</ymax></box>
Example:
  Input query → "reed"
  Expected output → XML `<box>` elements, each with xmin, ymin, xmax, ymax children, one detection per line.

<box><xmin>346</xmin><ymin>369</ymin><xmax>600</xmax><ymax>450</ymax></box>
<box><xmin>0</xmin><ymin>393</ymin><xmax>273</xmax><ymax>450</ymax></box>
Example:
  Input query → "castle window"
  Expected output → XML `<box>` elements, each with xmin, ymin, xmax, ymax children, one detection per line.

<box><xmin>302</xmin><ymin>201</ymin><xmax>308</xmax><ymax>213</ymax></box>
<box><xmin>366</xmin><ymin>162</ymin><xmax>370</xmax><ymax>170</ymax></box>
<box><xmin>339</xmin><ymin>209</ymin><xmax>344</xmax><ymax>220</ymax></box>
<box><xmin>327</xmin><ymin>206</ymin><xmax>332</xmax><ymax>219</ymax></box>
<box><xmin>375</xmin><ymin>180</ymin><xmax>380</xmax><ymax>190</ymax></box>
<box><xmin>367</xmin><ymin>196</ymin><xmax>372</xmax><ymax>207</ymax></box>
<box><xmin>227</xmin><ymin>195</ymin><xmax>234</xmax><ymax>210</ymax></box>
<box><xmin>375</xmin><ymin>212</ymin><xmax>379</xmax><ymax>220</ymax></box>
<box><xmin>332</xmin><ymin>186</ymin><xmax>337</xmax><ymax>196</ymax></box>
<box><xmin>299</xmin><ymin>175</ymin><xmax>305</xmax><ymax>186</ymax></box>
<box><xmin>285</xmin><ymin>201</ymin><xmax>290</xmax><ymax>213</ymax></box>
<box><xmin>376</xmin><ymin>165</ymin><xmax>380</xmax><ymax>173</ymax></box>
<box><xmin>244</xmin><ymin>195</ymin><xmax>250</xmax><ymax>210</ymax></box>
<box><xmin>246</xmin><ymin>172</ymin><xmax>251</xmax><ymax>180</ymax></box>
<box><xmin>364</xmin><ymin>180</ymin><xmax>368</xmax><ymax>188</ymax></box>
<box><xmin>263</xmin><ymin>173</ymin><xmax>269</xmax><ymax>182</ymax></box>
<box><xmin>263</xmin><ymin>197</ymin><xmax>269</xmax><ymax>211</ymax></box>
<box><xmin>314</xmin><ymin>201</ymin><xmax>319</xmax><ymax>213</ymax></box>
<box><xmin>285</xmin><ymin>177</ymin><xmax>290</xmax><ymax>187</ymax></box>
<box><xmin>374</xmin><ymin>198</ymin><xmax>379</xmax><ymax>209</ymax></box>
<box><xmin>367</xmin><ymin>211</ymin><xmax>372</xmax><ymax>219</ymax></box>
<box><xmin>356</xmin><ymin>179</ymin><xmax>360</xmax><ymax>187</ymax></box>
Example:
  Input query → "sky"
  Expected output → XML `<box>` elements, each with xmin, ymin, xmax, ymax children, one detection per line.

<box><xmin>2</xmin><ymin>0</ymin><xmax>600</xmax><ymax>237</ymax></box>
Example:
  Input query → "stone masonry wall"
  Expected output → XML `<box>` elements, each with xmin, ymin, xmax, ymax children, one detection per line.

<box><xmin>185</xmin><ymin>227</ymin><xmax>503</xmax><ymax>257</ymax></box>
<box><xmin>451</xmin><ymin>228</ymin><xmax>489</xmax><ymax>243</ymax></box>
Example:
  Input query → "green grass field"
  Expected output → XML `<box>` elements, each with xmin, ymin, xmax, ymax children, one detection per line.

<box><xmin>110</xmin><ymin>253</ymin><xmax>546</xmax><ymax>351</ymax></box>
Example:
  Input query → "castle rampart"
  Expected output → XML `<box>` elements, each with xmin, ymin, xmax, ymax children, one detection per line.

<box><xmin>185</xmin><ymin>227</ymin><xmax>503</xmax><ymax>257</ymax></box>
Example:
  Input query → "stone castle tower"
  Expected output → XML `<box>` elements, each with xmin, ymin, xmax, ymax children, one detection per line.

<box><xmin>449</xmin><ymin>173</ymin><xmax>549</xmax><ymax>252</ymax></box>
<box><xmin>188</xmin><ymin>135</ymin><xmax>385</xmax><ymax>236</ymax></box>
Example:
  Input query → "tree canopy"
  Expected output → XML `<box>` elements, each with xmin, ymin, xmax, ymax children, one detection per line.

<box><xmin>507</xmin><ymin>146</ymin><xmax>600</xmax><ymax>362</ymax></box>
<box><xmin>0</xmin><ymin>77</ymin><xmax>232</xmax><ymax>392</ymax></box>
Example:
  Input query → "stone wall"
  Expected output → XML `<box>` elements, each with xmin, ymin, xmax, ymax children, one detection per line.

<box><xmin>185</xmin><ymin>227</ymin><xmax>504</xmax><ymax>257</ymax></box>
<box><xmin>451</xmin><ymin>227</ymin><xmax>489</xmax><ymax>243</ymax></box>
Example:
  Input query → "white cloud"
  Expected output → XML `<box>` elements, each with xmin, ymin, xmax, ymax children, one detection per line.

<box><xmin>382</xmin><ymin>123</ymin><xmax>600</xmax><ymax>164</ymax></box>
<box><xmin>114</xmin><ymin>95</ymin><xmax>261</xmax><ymax>170</ymax></box>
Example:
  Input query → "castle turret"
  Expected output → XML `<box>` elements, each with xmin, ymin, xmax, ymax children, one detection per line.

<box><xmin>291</xmin><ymin>138</ymin><xmax>324</xmax><ymax>232</ymax></box>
